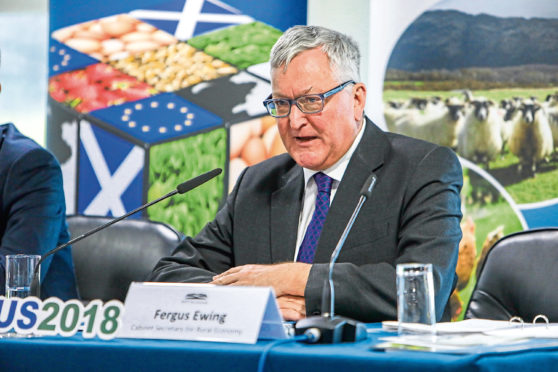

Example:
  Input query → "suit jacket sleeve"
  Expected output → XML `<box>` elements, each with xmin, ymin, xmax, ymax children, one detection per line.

<box><xmin>147</xmin><ymin>169</ymin><xmax>246</xmax><ymax>283</ymax></box>
<box><xmin>305</xmin><ymin>146</ymin><xmax>462</xmax><ymax>322</ymax></box>
<box><xmin>0</xmin><ymin>148</ymin><xmax>66</xmax><ymax>290</ymax></box>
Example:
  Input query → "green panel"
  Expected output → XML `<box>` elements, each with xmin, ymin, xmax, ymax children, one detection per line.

<box><xmin>188</xmin><ymin>22</ymin><xmax>282</xmax><ymax>69</ymax></box>
<box><xmin>148</xmin><ymin>128</ymin><xmax>227</xmax><ymax>236</ymax></box>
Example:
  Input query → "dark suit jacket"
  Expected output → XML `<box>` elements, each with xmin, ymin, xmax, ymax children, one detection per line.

<box><xmin>149</xmin><ymin>119</ymin><xmax>462</xmax><ymax>322</ymax></box>
<box><xmin>0</xmin><ymin>123</ymin><xmax>78</xmax><ymax>300</ymax></box>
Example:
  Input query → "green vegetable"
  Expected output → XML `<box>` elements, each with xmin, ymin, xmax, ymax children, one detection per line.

<box><xmin>188</xmin><ymin>22</ymin><xmax>283</xmax><ymax>69</ymax></box>
<box><xmin>147</xmin><ymin>128</ymin><xmax>227</xmax><ymax>236</ymax></box>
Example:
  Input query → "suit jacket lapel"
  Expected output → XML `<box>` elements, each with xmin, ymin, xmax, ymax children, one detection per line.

<box><xmin>313</xmin><ymin>119</ymin><xmax>389</xmax><ymax>263</ymax></box>
<box><xmin>270</xmin><ymin>165</ymin><xmax>304</xmax><ymax>263</ymax></box>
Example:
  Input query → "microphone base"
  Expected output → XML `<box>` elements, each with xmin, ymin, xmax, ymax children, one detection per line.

<box><xmin>294</xmin><ymin>315</ymin><xmax>367</xmax><ymax>344</ymax></box>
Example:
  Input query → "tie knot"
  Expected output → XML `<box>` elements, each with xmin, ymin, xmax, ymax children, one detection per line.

<box><xmin>314</xmin><ymin>172</ymin><xmax>333</xmax><ymax>194</ymax></box>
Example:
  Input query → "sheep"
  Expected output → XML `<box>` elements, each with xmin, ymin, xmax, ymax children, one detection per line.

<box><xmin>461</xmin><ymin>89</ymin><xmax>473</xmax><ymax>103</ymax></box>
<box><xmin>383</xmin><ymin>101</ymin><xmax>409</xmax><ymax>132</ymax></box>
<box><xmin>429</xmin><ymin>96</ymin><xmax>444</xmax><ymax>109</ymax></box>
<box><xmin>544</xmin><ymin>92</ymin><xmax>558</xmax><ymax>107</ymax></box>
<box><xmin>407</xmin><ymin>97</ymin><xmax>430</xmax><ymax>110</ymax></box>
<box><xmin>499</xmin><ymin>98</ymin><xmax>521</xmax><ymax>154</ymax></box>
<box><xmin>457</xmin><ymin>97</ymin><xmax>503</xmax><ymax>169</ymax></box>
<box><xmin>390</xmin><ymin>97</ymin><xmax>464</xmax><ymax>148</ymax></box>
<box><xmin>508</xmin><ymin>100</ymin><xmax>554</xmax><ymax>177</ymax></box>
<box><xmin>500</xmin><ymin>98</ymin><xmax>520</xmax><ymax>121</ymax></box>
<box><xmin>545</xmin><ymin>106</ymin><xmax>558</xmax><ymax>157</ymax></box>
<box><xmin>383</xmin><ymin>97</ymin><xmax>439</xmax><ymax>132</ymax></box>
<box><xmin>543</xmin><ymin>92</ymin><xmax>558</xmax><ymax>155</ymax></box>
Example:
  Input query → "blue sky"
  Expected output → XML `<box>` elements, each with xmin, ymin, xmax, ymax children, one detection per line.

<box><xmin>431</xmin><ymin>0</ymin><xmax>558</xmax><ymax>19</ymax></box>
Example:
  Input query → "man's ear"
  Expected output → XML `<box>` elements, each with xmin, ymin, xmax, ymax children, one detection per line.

<box><xmin>353</xmin><ymin>83</ymin><xmax>366</xmax><ymax>122</ymax></box>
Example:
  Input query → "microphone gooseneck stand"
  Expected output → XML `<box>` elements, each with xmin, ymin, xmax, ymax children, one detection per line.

<box><xmin>29</xmin><ymin>168</ymin><xmax>222</xmax><ymax>299</ymax></box>
<box><xmin>295</xmin><ymin>173</ymin><xmax>378</xmax><ymax>344</ymax></box>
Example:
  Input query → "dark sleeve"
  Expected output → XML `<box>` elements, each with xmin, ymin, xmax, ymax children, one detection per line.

<box><xmin>0</xmin><ymin>148</ymin><xmax>67</xmax><ymax>290</ymax></box>
<box><xmin>147</xmin><ymin>169</ymin><xmax>246</xmax><ymax>283</ymax></box>
<box><xmin>305</xmin><ymin>146</ymin><xmax>462</xmax><ymax>322</ymax></box>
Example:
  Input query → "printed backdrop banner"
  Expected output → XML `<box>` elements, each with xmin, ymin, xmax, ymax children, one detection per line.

<box><xmin>47</xmin><ymin>0</ymin><xmax>305</xmax><ymax>236</ymax></box>
<box><xmin>377</xmin><ymin>0</ymin><xmax>558</xmax><ymax>320</ymax></box>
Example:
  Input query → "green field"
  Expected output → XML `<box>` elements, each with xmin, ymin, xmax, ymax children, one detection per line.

<box><xmin>487</xmin><ymin>152</ymin><xmax>558</xmax><ymax>204</ymax></box>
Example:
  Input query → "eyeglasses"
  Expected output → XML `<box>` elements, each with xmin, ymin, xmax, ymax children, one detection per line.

<box><xmin>262</xmin><ymin>80</ymin><xmax>355</xmax><ymax>118</ymax></box>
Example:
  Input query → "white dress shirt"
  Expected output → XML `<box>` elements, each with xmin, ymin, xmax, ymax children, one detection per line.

<box><xmin>293</xmin><ymin>120</ymin><xmax>367</xmax><ymax>260</ymax></box>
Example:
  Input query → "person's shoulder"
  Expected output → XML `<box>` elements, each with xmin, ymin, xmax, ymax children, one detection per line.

<box><xmin>2</xmin><ymin>124</ymin><xmax>59</xmax><ymax>169</ymax></box>
<box><xmin>3</xmin><ymin>123</ymin><xmax>43</xmax><ymax>154</ymax></box>
<box><xmin>384</xmin><ymin>130</ymin><xmax>457</xmax><ymax>161</ymax></box>
<box><xmin>239</xmin><ymin>153</ymin><xmax>298</xmax><ymax>189</ymax></box>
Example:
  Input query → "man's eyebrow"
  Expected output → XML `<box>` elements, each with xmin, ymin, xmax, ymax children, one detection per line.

<box><xmin>272</xmin><ymin>86</ymin><xmax>314</xmax><ymax>99</ymax></box>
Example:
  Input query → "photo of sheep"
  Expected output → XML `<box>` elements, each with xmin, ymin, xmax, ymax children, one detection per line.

<box><xmin>383</xmin><ymin>0</ymin><xmax>558</xmax><ymax>204</ymax></box>
<box><xmin>383</xmin><ymin>0</ymin><xmax>558</xmax><ymax>318</ymax></box>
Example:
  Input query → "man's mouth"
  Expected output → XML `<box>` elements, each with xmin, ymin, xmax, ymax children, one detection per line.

<box><xmin>295</xmin><ymin>136</ymin><xmax>317</xmax><ymax>143</ymax></box>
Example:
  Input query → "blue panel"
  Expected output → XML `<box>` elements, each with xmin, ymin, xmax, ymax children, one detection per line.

<box><xmin>120</xmin><ymin>165</ymin><xmax>145</xmax><ymax>216</ymax></box>
<box><xmin>50</xmin><ymin>0</ymin><xmax>305</xmax><ymax>34</ymax></box>
<box><xmin>78</xmin><ymin>141</ymin><xmax>102</xmax><ymax>214</ymax></box>
<box><xmin>146</xmin><ymin>0</ymin><xmax>184</xmax><ymax>11</ymax></box>
<box><xmin>133</xmin><ymin>0</ymin><xmax>250</xmax><ymax>40</ymax></box>
<box><xmin>50</xmin><ymin>0</ymin><xmax>163</xmax><ymax>31</ymax></box>
<box><xmin>49</xmin><ymin>39</ymin><xmax>98</xmax><ymax>76</ymax></box>
<box><xmin>90</xmin><ymin>124</ymin><xmax>138</xmax><ymax>175</ymax></box>
<box><xmin>201</xmin><ymin>1</ymin><xmax>239</xmax><ymax>14</ymax></box>
<box><xmin>90</xmin><ymin>93</ymin><xmax>223</xmax><ymax>145</ymax></box>
<box><xmin>520</xmin><ymin>203</ymin><xmax>558</xmax><ymax>229</ymax></box>
<box><xmin>225</xmin><ymin>0</ymin><xmax>306</xmax><ymax>31</ymax></box>
<box><xmin>77</xmin><ymin>123</ymin><xmax>144</xmax><ymax>217</ymax></box>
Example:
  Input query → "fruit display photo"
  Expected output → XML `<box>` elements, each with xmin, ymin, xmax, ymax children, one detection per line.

<box><xmin>49</xmin><ymin>63</ymin><xmax>157</xmax><ymax>113</ymax></box>
<box><xmin>51</xmin><ymin>14</ymin><xmax>178</xmax><ymax>62</ymax></box>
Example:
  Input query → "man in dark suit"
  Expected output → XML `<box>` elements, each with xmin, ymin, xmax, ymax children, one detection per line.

<box><xmin>149</xmin><ymin>25</ymin><xmax>462</xmax><ymax>322</ymax></box>
<box><xmin>0</xmin><ymin>123</ymin><xmax>78</xmax><ymax>300</ymax></box>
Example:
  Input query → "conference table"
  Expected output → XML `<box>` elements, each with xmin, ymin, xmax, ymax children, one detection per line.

<box><xmin>1</xmin><ymin>324</ymin><xmax>558</xmax><ymax>371</ymax></box>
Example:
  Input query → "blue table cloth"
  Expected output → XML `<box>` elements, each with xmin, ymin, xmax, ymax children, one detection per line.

<box><xmin>1</xmin><ymin>324</ymin><xmax>558</xmax><ymax>371</ymax></box>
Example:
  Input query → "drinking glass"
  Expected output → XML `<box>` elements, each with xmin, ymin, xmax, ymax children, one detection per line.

<box><xmin>2</xmin><ymin>254</ymin><xmax>40</xmax><ymax>338</ymax></box>
<box><xmin>5</xmin><ymin>254</ymin><xmax>40</xmax><ymax>299</ymax></box>
<box><xmin>396</xmin><ymin>263</ymin><xmax>436</xmax><ymax>335</ymax></box>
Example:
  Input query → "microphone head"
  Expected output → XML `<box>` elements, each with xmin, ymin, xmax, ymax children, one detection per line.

<box><xmin>177</xmin><ymin>168</ymin><xmax>222</xmax><ymax>194</ymax></box>
<box><xmin>360</xmin><ymin>172</ymin><xmax>378</xmax><ymax>198</ymax></box>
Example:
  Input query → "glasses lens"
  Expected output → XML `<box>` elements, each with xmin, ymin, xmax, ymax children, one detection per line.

<box><xmin>267</xmin><ymin>99</ymin><xmax>290</xmax><ymax>117</ymax></box>
<box><xmin>297</xmin><ymin>95</ymin><xmax>323</xmax><ymax>113</ymax></box>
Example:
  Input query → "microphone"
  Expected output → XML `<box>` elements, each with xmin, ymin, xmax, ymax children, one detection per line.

<box><xmin>294</xmin><ymin>172</ymin><xmax>378</xmax><ymax>344</ymax></box>
<box><xmin>29</xmin><ymin>168</ymin><xmax>222</xmax><ymax>298</ymax></box>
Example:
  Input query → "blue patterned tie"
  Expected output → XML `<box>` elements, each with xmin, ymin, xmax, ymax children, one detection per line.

<box><xmin>296</xmin><ymin>172</ymin><xmax>333</xmax><ymax>263</ymax></box>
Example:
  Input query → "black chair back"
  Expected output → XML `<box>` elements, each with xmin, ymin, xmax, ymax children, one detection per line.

<box><xmin>67</xmin><ymin>215</ymin><xmax>183</xmax><ymax>302</ymax></box>
<box><xmin>465</xmin><ymin>228</ymin><xmax>558</xmax><ymax>322</ymax></box>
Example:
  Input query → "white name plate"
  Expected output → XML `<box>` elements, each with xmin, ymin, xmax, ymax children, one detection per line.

<box><xmin>118</xmin><ymin>282</ymin><xmax>287</xmax><ymax>344</ymax></box>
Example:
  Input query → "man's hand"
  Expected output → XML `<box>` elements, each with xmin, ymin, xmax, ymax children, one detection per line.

<box><xmin>211</xmin><ymin>262</ymin><xmax>311</xmax><ymax>297</ymax></box>
<box><xmin>277</xmin><ymin>295</ymin><xmax>306</xmax><ymax>321</ymax></box>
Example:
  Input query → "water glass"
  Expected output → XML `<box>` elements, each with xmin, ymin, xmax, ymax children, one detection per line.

<box><xmin>396</xmin><ymin>263</ymin><xmax>436</xmax><ymax>335</ymax></box>
<box><xmin>5</xmin><ymin>254</ymin><xmax>40</xmax><ymax>299</ymax></box>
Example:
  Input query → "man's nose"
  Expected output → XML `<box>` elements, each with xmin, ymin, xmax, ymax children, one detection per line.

<box><xmin>288</xmin><ymin>102</ymin><xmax>306</xmax><ymax>129</ymax></box>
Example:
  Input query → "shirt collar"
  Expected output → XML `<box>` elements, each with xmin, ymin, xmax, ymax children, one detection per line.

<box><xmin>302</xmin><ymin>120</ymin><xmax>367</xmax><ymax>186</ymax></box>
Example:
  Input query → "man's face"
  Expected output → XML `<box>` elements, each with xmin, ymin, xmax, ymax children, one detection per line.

<box><xmin>271</xmin><ymin>48</ymin><xmax>365</xmax><ymax>171</ymax></box>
